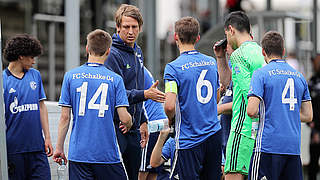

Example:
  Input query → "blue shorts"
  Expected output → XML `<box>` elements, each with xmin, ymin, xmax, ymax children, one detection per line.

<box><xmin>175</xmin><ymin>130</ymin><xmax>222</xmax><ymax>180</ymax></box>
<box><xmin>140</xmin><ymin>132</ymin><xmax>161</xmax><ymax>173</ymax></box>
<box><xmin>69</xmin><ymin>161</ymin><xmax>128</xmax><ymax>180</ymax></box>
<box><xmin>7</xmin><ymin>151</ymin><xmax>51</xmax><ymax>180</ymax></box>
<box><xmin>248</xmin><ymin>152</ymin><xmax>303</xmax><ymax>180</ymax></box>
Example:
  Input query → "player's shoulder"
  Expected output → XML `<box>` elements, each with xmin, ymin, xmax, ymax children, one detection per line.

<box><xmin>28</xmin><ymin>68</ymin><xmax>41</xmax><ymax>74</ymax></box>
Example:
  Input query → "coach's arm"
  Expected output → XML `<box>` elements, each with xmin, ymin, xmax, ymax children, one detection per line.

<box><xmin>300</xmin><ymin>101</ymin><xmax>313</xmax><ymax>123</ymax></box>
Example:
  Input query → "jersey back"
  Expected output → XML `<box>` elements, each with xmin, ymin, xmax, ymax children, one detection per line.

<box><xmin>143</xmin><ymin>67</ymin><xmax>167</xmax><ymax>121</ymax></box>
<box><xmin>248</xmin><ymin>60</ymin><xmax>311</xmax><ymax>155</ymax></box>
<box><xmin>59</xmin><ymin>63</ymin><xmax>129</xmax><ymax>163</ymax></box>
<box><xmin>230</xmin><ymin>41</ymin><xmax>265</xmax><ymax>138</ymax></box>
<box><xmin>164</xmin><ymin>50</ymin><xmax>221</xmax><ymax>149</ymax></box>
<box><xmin>3</xmin><ymin>68</ymin><xmax>46</xmax><ymax>154</ymax></box>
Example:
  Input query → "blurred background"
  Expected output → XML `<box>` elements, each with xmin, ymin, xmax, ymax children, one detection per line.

<box><xmin>0</xmin><ymin>0</ymin><xmax>319</xmax><ymax>179</ymax></box>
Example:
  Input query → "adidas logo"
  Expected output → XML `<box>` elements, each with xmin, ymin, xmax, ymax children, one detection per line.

<box><xmin>126</xmin><ymin>64</ymin><xmax>131</xmax><ymax>69</ymax></box>
<box><xmin>261</xmin><ymin>176</ymin><xmax>267</xmax><ymax>180</ymax></box>
<box><xmin>242</xmin><ymin>165</ymin><xmax>247</xmax><ymax>171</ymax></box>
<box><xmin>9</xmin><ymin>88</ymin><xmax>16</xmax><ymax>94</ymax></box>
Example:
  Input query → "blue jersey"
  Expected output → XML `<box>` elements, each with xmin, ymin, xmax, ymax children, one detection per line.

<box><xmin>164</xmin><ymin>50</ymin><xmax>221</xmax><ymax>149</ymax></box>
<box><xmin>3</xmin><ymin>68</ymin><xmax>46</xmax><ymax>154</ymax></box>
<box><xmin>248</xmin><ymin>59</ymin><xmax>311</xmax><ymax>155</ymax></box>
<box><xmin>162</xmin><ymin>137</ymin><xmax>175</xmax><ymax>162</ymax></box>
<box><xmin>59</xmin><ymin>63</ymin><xmax>129</xmax><ymax>163</ymax></box>
<box><xmin>143</xmin><ymin>67</ymin><xmax>167</xmax><ymax>122</ymax></box>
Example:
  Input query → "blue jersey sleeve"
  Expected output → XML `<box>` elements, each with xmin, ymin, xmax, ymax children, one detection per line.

<box><xmin>59</xmin><ymin>72</ymin><xmax>72</xmax><ymax>107</ymax></box>
<box><xmin>302</xmin><ymin>78</ymin><xmax>311</xmax><ymax>101</ymax></box>
<box><xmin>144</xmin><ymin>67</ymin><xmax>155</xmax><ymax>90</ymax></box>
<box><xmin>164</xmin><ymin>64</ymin><xmax>179</xmax><ymax>86</ymax></box>
<box><xmin>162</xmin><ymin>138</ymin><xmax>175</xmax><ymax>161</ymax></box>
<box><xmin>248</xmin><ymin>70</ymin><xmax>264</xmax><ymax>99</ymax></box>
<box><xmin>115</xmin><ymin>77</ymin><xmax>129</xmax><ymax>107</ymax></box>
<box><xmin>37</xmin><ymin>71</ymin><xmax>46</xmax><ymax>101</ymax></box>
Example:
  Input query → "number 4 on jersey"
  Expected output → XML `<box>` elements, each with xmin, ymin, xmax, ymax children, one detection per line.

<box><xmin>77</xmin><ymin>82</ymin><xmax>109</xmax><ymax>117</ymax></box>
<box><xmin>282</xmin><ymin>78</ymin><xmax>297</xmax><ymax>111</ymax></box>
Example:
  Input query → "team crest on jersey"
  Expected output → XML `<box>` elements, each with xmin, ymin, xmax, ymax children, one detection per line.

<box><xmin>30</xmin><ymin>81</ymin><xmax>37</xmax><ymax>90</ymax></box>
<box><xmin>234</xmin><ymin>66</ymin><xmax>240</xmax><ymax>74</ymax></box>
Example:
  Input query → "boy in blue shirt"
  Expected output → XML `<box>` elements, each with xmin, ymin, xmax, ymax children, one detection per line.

<box><xmin>164</xmin><ymin>16</ymin><xmax>222</xmax><ymax>179</ymax></box>
<box><xmin>3</xmin><ymin>34</ymin><xmax>53</xmax><ymax>179</ymax></box>
<box><xmin>247</xmin><ymin>31</ymin><xmax>313</xmax><ymax>180</ymax></box>
<box><xmin>139</xmin><ymin>67</ymin><xmax>168</xmax><ymax>180</ymax></box>
<box><xmin>53</xmin><ymin>29</ymin><xmax>132</xmax><ymax>179</ymax></box>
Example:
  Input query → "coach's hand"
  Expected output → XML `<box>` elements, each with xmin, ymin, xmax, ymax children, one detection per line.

<box><xmin>53</xmin><ymin>148</ymin><xmax>68</xmax><ymax>165</ymax></box>
<box><xmin>140</xmin><ymin>122</ymin><xmax>149</xmax><ymax>148</ymax></box>
<box><xmin>144</xmin><ymin>80</ymin><xmax>165</xmax><ymax>103</ymax></box>
<box><xmin>45</xmin><ymin>138</ymin><xmax>53</xmax><ymax>157</ymax></box>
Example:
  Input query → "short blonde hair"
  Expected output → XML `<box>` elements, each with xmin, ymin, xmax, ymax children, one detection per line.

<box><xmin>115</xmin><ymin>4</ymin><xmax>143</xmax><ymax>29</ymax></box>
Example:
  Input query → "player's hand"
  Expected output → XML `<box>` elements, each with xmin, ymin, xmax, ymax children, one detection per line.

<box><xmin>119</xmin><ymin>122</ymin><xmax>129</xmax><ymax>134</ymax></box>
<box><xmin>44</xmin><ymin>138</ymin><xmax>53</xmax><ymax>157</ymax></box>
<box><xmin>144</xmin><ymin>80</ymin><xmax>165</xmax><ymax>103</ymax></box>
<box><xmin>53</xmin><ymin>149</ymin><xmax>68</xmax><ymax>165</ymax></box>
<box><xmin>213</xmin><ymin>40</ymin><xmax>227</xmax><ymax>60</ymax></box>
<box><xmin>140</xmin><ymin>122</ymin><xmax>149</xmax><ymax>148</ymax></box>
<box><xmin>159</xmin><ymin>128</ymin><xmax>170</xmax><ymax>139</ymax></box>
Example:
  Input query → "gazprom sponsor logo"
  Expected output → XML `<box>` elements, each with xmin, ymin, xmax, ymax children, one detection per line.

<box><xmin>10</xmin><ymin>97</ymin><xmax>38</xmax><ymax>114</ymax></box>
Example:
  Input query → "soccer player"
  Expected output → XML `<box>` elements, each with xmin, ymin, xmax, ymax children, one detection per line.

<box><xmin>213</xmin><ymin>11</ymin><xmax>265</xmax><ymax>180</ymax></box>
<box><xmin>164</xmin><ymin>16</ymin><xmax>222</xmax><ymax>179</ymax></box>
<box><xmin>139</xmin><ymin>67</ymin><xmax>168</xmax><ymax>180</ymax></box>
<box><xmin>2</xmin><ymin>34</ymin><xmax>53</xmax><ymax>179</ymax></box>
<box><xmin>53</xmin><ymin>29</ymin><xmax>132</xmax><ymax>179</ymax></box>
<box><xmin>150</xmin><ymin>129</ymin><xmax>178</xmax><ymax>180</ymax></box>
<box><xmin>104</xmin><ymin>4</ymin><xmax>165</xmax><ymax>180</ymax></box>
<box><xmin>247</xmin><ymin>31</ymin><xmax>313</xmax><ymax>180</ymax></box>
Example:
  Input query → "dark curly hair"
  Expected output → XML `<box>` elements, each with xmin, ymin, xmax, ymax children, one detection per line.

<box><xmin>3</xmin><ymin>34</ymin><xmax>43</xmax><ymax>62</ymax></box>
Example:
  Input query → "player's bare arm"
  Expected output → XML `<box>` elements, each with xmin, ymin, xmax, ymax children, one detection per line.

<box><xmin>144</xmin><ymin>80</ymin><xmax>166</xmax><ymax>103</ymax></box>
<box><xmin>150</xmin><ymin>128</ymin><xmax>170</xmax><ymax>168</ymax></box>
<box><xmin>247</xmin><ymin>96</ymin><xmax>261</xmax><ymax>118</ymax></box>
<box><xmin>213</xmin><ymin>41</ymin><xmax>232</xmax><ymax>89</ymax></box>
<box><xmin>117</xmin><ymin>106</ymin><xmax>132</xmax><ymax>133</ymax></box>
<box><xmin>164</xmin><ymin>92</ymin><xmax>177</xmax><ymax>126</ymax></box>
<box><xmin>300</xmin><ymin>101</ymin><xmax>313</xmax><ymax>122</ymax></box>
<box><xmin>218</xmin><ymin>102</ymin><xmax>233</xmax><ymax>115</ymax></box>
<box><xmin>39</xmin><ymin>100</ymin><xmax>53</xmax><ymax>157</ymax></box>
<box><xmin>53</xmin><ymin>106</ymin><xmax>71</xmax><ymax>165</ymax></box>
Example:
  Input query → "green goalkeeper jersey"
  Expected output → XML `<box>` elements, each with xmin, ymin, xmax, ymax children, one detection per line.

<box><xmin>230</xmin><ymin>41</ymin><xmax>265</xmax><ymax>139</ymax></box>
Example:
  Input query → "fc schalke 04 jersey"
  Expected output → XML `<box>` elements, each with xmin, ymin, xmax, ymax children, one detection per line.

<box><xmin>59</xmin><ymin>63</ymin><xmax>129</xmax><ymax>163</ymax></box>
<box><xmin>164</xmin><ymin>50</ymin><xmax>221</xmax><ymax>149</ymax></box>
<box><xmin>230</xmin><ymin>41</ymin><xmax>265</xmax><ymax>138</ymax></box>
<box><xmin>3</xmin><ymin>68</ymin><xmax>46</xmax><ymax>154</ymax></box>
<box><xmin>143</xmin><ymin>67</ymin><xmax>167</xmax><ymax>121</ymax></box>
<box><xmin>248</xmin><ymin>59</ymin><xmax>311</xmax><ymax>155</ymax></box>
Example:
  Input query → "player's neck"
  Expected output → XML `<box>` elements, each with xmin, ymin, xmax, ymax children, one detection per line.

<box><xmin>179</xmin><ymin>44</ymin><xmax>196</xmax><ymax>54</ymax></box>
<box><xmin>8</xmin><ymin>62</ymin><xmax>24</xmax><ymax>78</ymax></box>
<box><xmin>237</xmin><ymin>34</ymin><xmax>252</xmax><ymax>47</ymax></box>
<box><xmin>87</xmin><ymin>55</ymin><xmax>105</xmax><ymax>64</ymax></box>
<box><xmin>266</xmin><ymin>56</ymin><xmax>282</xmax><ymax>63</ymax></box>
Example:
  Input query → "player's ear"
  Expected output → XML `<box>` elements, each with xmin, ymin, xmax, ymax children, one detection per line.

<box><xmin>282</xmin><ymin>48</ymin><xmax>286</xmax><ymax>58</ymax></box>
<box><xmin>105</xmin><ymin>48</ymin><xmax>110</xmax><ymax>56</ymax></box>
<box><xmin>195</xmin><ymin>35</ymin><xmax>200</xmax><ymax>43</ymax></box>
<box><xmin>262</xmin><ymin>48</ymin><xmax>267</xmax><ymax>57</ymax></box>
<box><xmin>174</xmin><ymin>32</ymin><xmax>179</xmax><ymax>42</ymax></box>
<box><xmin>86</xmin><ymin>45</ymin><xmax>89</xmax><ymax>54</ymax></box>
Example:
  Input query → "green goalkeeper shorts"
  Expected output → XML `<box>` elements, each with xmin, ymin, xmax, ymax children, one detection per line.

<box><xmin>224</xmin><ymin>131</ymin><xmax>255</xmax><ymax>175</ymax></box>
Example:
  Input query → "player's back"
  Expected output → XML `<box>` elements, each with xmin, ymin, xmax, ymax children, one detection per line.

<box><xmin>251</xmin><ymin>59</ymin><xmax>310</xmax><ymax>155</ymax></box>
<box><xmin>230</xmin><ymin>41</ymin><xmax>265</xmax><ymax>137</ymax></box>
<box><xmin>164</xmin><ymin>50</ymin><xmax>221</xmax><ymax>149</ymax></box>
<box><xmin>59</xmin><ymin>63</ymin><xmax>128</xmax><ymax>163</ymax></box>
